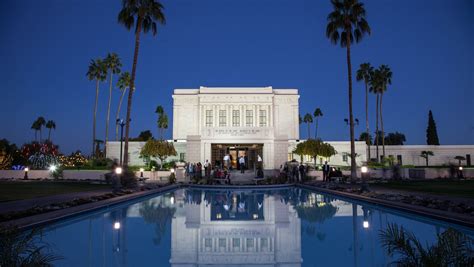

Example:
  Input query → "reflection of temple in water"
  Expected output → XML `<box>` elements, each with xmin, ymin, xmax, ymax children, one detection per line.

<box><xmin>170</xmin><ymin>189</ymin><xmax>302</xmax><ymax>267</ymax></box>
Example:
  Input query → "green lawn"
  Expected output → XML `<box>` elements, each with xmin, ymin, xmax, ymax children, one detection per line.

<box><xmin>372</xmin><ymin>180</ymin><xmax>474</xmax><ymax>199</ymax></box>
<box><xmin>0</xmin><ymin>181</ymin><xmax>110</xmax><ymax>202</ymax></box>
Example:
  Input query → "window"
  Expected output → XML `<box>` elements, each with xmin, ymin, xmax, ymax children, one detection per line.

<box><xmin>245</xmin><ymin>110</ymin><xmax>253</xmax><ymax>126</ymax></box>
<box><xmin>259</xmin><ymin>110</ymin><xmax>267</xmax><ymax>126</ymax></box>
<box><xmin>219</xmin><ymin>238</ymin><xmax>226</xmax><ymax>248</ymax></box>
<box><xmin>219</xmin><ymin>110</ymin><xmax>226</xmax><ymax>126</ymax></box>
<box><xmin>204</xmin><ymin>238</ymin><xmax>212</xmax><ymax>251</ymax></box>
<box><xmin>397</xmin><ymin>155</ymin><xmax>403</xmax><ymax>165</ymax></box>
<box><xmin>246</xmin><ymin>238</ymin><xmax>254</xmax><ymax>249</ymax></box>
<box><xmin>232</xmin><ymin>238</ymin><xmax>240</xmax><ymax>248</ymax></box>
<box><xmin>342</xmin><ymin>154</ymin><xmax>348</xmax><ymax>162</ymax></box>
<box><xmin>232</xmin><ymin>110</ymin><xmax>240</xmax><ymax>127</ymax></box>
<box><xmin>260</xmin><ymin>238</ymin><xmax>269</xmax><ymax>251</ymax></box>
<box><xmin>205</xmin><ymin>110</ymin><xmax>213</xmax><ymax>127</ymax></box>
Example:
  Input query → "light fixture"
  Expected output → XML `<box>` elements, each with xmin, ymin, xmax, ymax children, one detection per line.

<box><xmin>139</xmin><ymin>168</ymin><xmax>144</xmax><ymax>172</ymax></box>
<box><xmin>170</xmin><ymin>196</ymin><xmax>175</xmax><ymax>204</ymax></box>
<box><xmin>24</xmin><ymin>167</ymin><xmax>29</xmax><ymax>179</ymax></box>
<box><xmin>49</xmin><ymin>165</ymin><xmax>57</xmax><ymax>172</ymax></box>
<box><xmin>170</xmin><ymin>168</ymin><xmax>175</xmax><ymax>173</ymax></box>
<box><xmin>459</xmin><ymin>166</ymin><xmax>463</xmax><ymax>171</ymax></box>
<box><xmin>363</xmin><ymin>220</ymin><xmax>369</xmax><ymax>229</ymax></box>
<box><xmin>24</xmin><ymin>167</ymin><xmax>29</xmax><ymax>172</ymax></box>
<box><xmin>253</xmin><ymin>214</ymin><xmax>259</xmax><ymax>219</ymax></box>
<box><xmin>115</xmin><ymin>167</ymin><xmax>122</xmax><ymax>175</ymax></box>
<box><xmin>139</xmin><ymin>168</ymin><xmax>144</xmax><ymax>178</ymax></box>
<box><xmin>361</xmin><ymin>166</ymin><xmax>368</xmax><ymax>173</ymax></box>
<box><xmin>114</xmin><ymin>221</ymin><xmax>121</xmax><ymax>230</ymax></box>
<box><xmin>216</xmin><ymin>213</ymin><xmax>222</xmax><ymax>219</ymax></box>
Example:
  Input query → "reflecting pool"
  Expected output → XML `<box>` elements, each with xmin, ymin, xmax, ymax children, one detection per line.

<box><xmin>40</xmin><ymin>187</ymin><xmax>474</xmax><ymax>266</ymax></box>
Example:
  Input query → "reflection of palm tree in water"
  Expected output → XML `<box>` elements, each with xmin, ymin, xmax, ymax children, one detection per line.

<box><xmin>139</xmin><ymin>200</ymin><xmax>176</xmax><ymax>245</ymax></box>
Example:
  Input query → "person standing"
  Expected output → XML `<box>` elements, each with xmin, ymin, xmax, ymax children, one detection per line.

<box><xmin>323</xmin><ymin>161</ymin><xmax>330</xmax><ymax>182</ymax></box>
<box><xmin>299</xmin><ymin>163</ymin><xmax>305</xmax><ymax>182</ymax></box>
<box><xmin>204</xmin><ymin>160</ymin><xmax>210</xmax><ymax>178</ymax></box>
<box><xmin>239</xmin><ymin>156</ymin><xmax>245</xmax><ymax>174</ymax></box>
<box><xmin>223</xmin><ymin>154</ymin><xmax>230</xmax><ymax>169</ymax></box>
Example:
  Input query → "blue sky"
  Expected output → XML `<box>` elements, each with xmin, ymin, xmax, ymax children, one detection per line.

<box><xmin>0</xmin><ymin>0</ymin><xmax>472</xmax><ymax>154</ymax></box>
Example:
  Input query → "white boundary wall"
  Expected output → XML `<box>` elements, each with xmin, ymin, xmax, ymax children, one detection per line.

<box><xmin>0</xmin><ymin>170</ymin><xmax>171</xmax><ymax>181</ymax></box>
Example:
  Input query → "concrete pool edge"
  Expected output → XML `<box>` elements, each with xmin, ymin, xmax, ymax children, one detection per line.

<box><xmin>298</xmin><ymin>184</ymin><xmax>474</xmax><ymax>229</ymax></box>
<box><xmin>0</xmin><ymin>184</ymin><xmax>181</xmax><ymax>230</ymax></box>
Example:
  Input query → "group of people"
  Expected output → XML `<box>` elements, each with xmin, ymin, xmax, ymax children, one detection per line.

<box><xmin>279</xmin><ymin>160</ymin><xmax>343</xmax><ymax>183</ymax></box>
<box><xmin>280</xmin><ymin>160</ymin><xmax>307</xmax><ymax>183</ymax></box>
<box><xmin>185</xmin><ymin>160</ymin><xmax>213</xmax><ymax>180</ymax></box>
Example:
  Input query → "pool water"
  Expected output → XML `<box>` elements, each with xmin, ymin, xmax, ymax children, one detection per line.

<box><xmin>40</xmin><ymin>187</ymin><xmax>473</xmax><ymax>266</ymax></box>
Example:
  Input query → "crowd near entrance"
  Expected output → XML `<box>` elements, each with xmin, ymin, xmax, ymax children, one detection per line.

<box><xmin>211</xmin><ymin>144</ymin><xmax>263</xmax><ymax>171</ymax></box>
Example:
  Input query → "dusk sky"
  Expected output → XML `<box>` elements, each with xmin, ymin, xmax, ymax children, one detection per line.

<box><xmin>0</xmin><ymin>0</ymin><xmax>472</xmax><ymax>154</ymax></box>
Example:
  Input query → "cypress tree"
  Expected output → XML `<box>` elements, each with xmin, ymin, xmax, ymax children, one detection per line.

<box><xmin>426</xmin><ymin>110</ymin><xmax>440</xmax><ymax>145</ymax></box>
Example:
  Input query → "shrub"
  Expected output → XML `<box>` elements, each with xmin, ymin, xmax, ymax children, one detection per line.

<box><xmin>120</xmin><ymin>168</ymin><xmax>138</xmax><ymax>188</ymax></box>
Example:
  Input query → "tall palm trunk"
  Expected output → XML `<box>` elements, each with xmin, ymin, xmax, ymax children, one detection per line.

<box><xmin>380</xmin><ymin>93</ymin><xmax>385</xmax><ymax>158</ymax></box>
<box><xmin>307</xmin><ymin>123</ymin><xmax>311</xmax><ymax>139</ymax></box>
<box><xmin>314</xmin><ymin>118</ymin><xmax>319</xmax><ymax>139</ymax></box>
<box><xmin>123</xmin><ymin>18</ymin><xmax>143</xmax><ymax>167</ymax></box>
<box><xmin>105</xmin><ymin>72</ymin><xmax>113</xmax><ymax>156</ymax></box>
<box><xmin>39</xmin><ymin>127</ymin><xmax>43</xmax><ymax>143</ymax></box>
<box><xmin>93</xmin><ymin>80</ymin><xmax>99</xmax><ymax>157</ymax></box>
<box><xmin>34</xmin><ymin>131</ymin><xmax>38</xmax><ymax>142</ymax></box>
<box><xmin>375</xmin><ymin>93</ymin><xmax>379</xmax><ymax>162</ymax></box>
<box><xmin>364</xmin><ymin>81</ymin><xmax>371</xmax><ymax>161</ymax></box>
<box><xmin>48</xmin><ymin>128</ymin><xmax>51</xmax><ymax>141</ymax></box>
<box><xmin>346</xmin><ymin>33</ymin><xmax>357</xmax><ymax>180</ymax></box>
<box><xmin>115</xmin><ymin>89</ymin><xmax>127</xmax><ymax>140</ymax></box>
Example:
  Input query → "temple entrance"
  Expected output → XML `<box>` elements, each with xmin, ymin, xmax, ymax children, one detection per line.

<box><xmin>211</xmin><ymin>144</ymin><xmax>263</xmax><ymax>170</ymax></box>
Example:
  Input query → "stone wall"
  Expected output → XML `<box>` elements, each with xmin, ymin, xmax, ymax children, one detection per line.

<box><xmin>0</xmin><ymin>170</ymin><xmax>171</xmax><ymax>181</ymax></box>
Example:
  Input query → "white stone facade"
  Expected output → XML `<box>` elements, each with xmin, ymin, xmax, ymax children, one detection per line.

<box><xmin>173</xmin><ymin>87</ymin><xmax>300</xmax><ymax>170</ymax></box>
<box><xmin>369</xmin><ymin>145</ymin><xmax>474</xmax><ymax>166</ymax></box>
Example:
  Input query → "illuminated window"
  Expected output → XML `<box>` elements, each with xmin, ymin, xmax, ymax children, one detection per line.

<box><xmin>232</xmin><ymin>110</ymin><xmax>240</xmax><ymax>127</ymax></box>
<box><xmin>219</xmin><ymin>110</ymin><xmax>226</xmax><ymax>126</ymax></box>
<box><xmin>259</xmin><ymin>110</ymin><xmax>267</xmax><ymax>127</ymax></box>
<box><xmin>245</xmin><ymin>110</ymin><xmax>253</xmax><ymax>126</ymax></box>
<box><xmin>205</xmin><ymin>110</ymin><xmax>213</xmax><ymax>127</ymax></box>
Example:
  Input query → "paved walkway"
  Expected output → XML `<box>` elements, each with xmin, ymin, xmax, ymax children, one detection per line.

<box><xmin>0</xmin><ymin>189</ymin><xmax>113</xmax><ymax>214</ymax></box>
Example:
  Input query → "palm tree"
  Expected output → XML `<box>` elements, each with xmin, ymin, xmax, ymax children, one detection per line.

<box><xmin>378</xmin><ymin>65</ymin><xmax>392</xmax><ymax>158</ymax></box>
<box><xmin>356</xmin><ymin>62</ymin><xmax>373</xmax><ymax>161</ymax></box>
<box><xmin>380</xmin><ymin>223</ymin><xmax>473</xmax><ymax>266</ymax></box>
<box><xmin>420</xmin><ymin>150</ymin><xmax>434</xmax><ymax>166</ymax></box>
<box><xmin>326</xmin><ymin>0</ymin><xmax>371</xmax><ymax>179</ymax></box>
<box><xmin>45</xmin><ymin>120</ymin><xmax>56</xmax><ymax>142</ymax></box>
<box><xmin>155</xmin><ymin>105</ymin><xmax>168</xmax><ymax>140</ymax></box>
<box><xmin>87</xmin><ymin>58</ymin><xmax>107</xmax><ymax>156</ymax></box>
<box><xmin>118</xmin><ymin>0</ymin><xmax>166</xmax><ymax>167</ymax></box>
<box><xmin>30</xmin><ymin>120</ymin><xmax>40</xmax><ymax>142</ymax></box>
<box><xmin>103</xmin><ymin>53</ymin><xmax>122</xmax><ymax>155</ymax></box>
<box><xmin>369</xmin><ymin>71</ymin><xmax>380</xmax><ymax>162</ymax></box>
<box><xmin>115</xmin><ymin>72</ymin><xmax>131</xmax><ymax>140</ymax></box>
<box><xmin>303</xmin><ymin>113</ymin><xmax>313</xmax><ymax>139</ymax></box>
<box><xmin>313</xmin><ymin>108</ymin><xmax>323</xmax><ymax>139</ymax></box>
<box><xmin>35</xmin><ymin>117</ymin><xmax>46</xmax><ymax>142</ymax></box>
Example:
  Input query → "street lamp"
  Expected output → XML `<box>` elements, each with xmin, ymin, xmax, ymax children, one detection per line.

<box><xmin>115</xmin><ymin>167</ymin><xmax>123</xmax><ymax>175</ymax></box>
<box><xmin>458</xmin><ymin>166</ymin><xmax>464</xmax><ymax>179</ymax></box>
<box><xmin>113</xmin><ymin>221</ymin><xmax>121</xmax><ymax>230</ymax></box>
<box><xmin>24</xmin><ymin>167</ymin><xmax>29</xmax><ymax>180</ymax></box>
<box><xmin>49</xmin><ymin>165</ymin><xmax>57</xmax><ymax>172</ymax></box>
<box><xmin>116</xmin><ymin>119</ymin><xmax>126</xmax><ymax>166</ymax></box>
